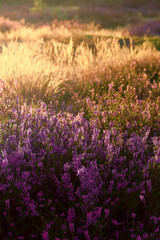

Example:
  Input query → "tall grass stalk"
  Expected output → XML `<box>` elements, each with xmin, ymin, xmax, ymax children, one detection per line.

<box><xmin>0</xmin><ymin>37</ymin><xmax>159</xmax><ymax>104</ymax></box>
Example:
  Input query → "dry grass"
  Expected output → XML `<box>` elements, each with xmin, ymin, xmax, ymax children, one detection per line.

<box><xmin>0</xmin><ymin>40</ymin><xmax>65</xmax><ymax>103</ymax></box>
<box><xmin>0</xmin><ymin>25</ymin><xmax>159</xmax><ymax>105</ymax></box>
<box><xmin>0</xmin><ymin>22</ymin><xmax>124</xmax><ymax>41</ymax></box>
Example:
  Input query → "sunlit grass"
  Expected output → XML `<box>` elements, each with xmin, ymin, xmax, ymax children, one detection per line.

<box><xmin>0</xmin><ymin>40</ymin><xmax>65</xmax><ymax>104</ymax></box>
<box><xmin>0</xmin><ymin>26</ymin><xmax>159</xmax><ymax>107</ymax></box>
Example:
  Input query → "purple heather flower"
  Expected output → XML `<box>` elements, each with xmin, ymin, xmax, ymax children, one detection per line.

<box><xmin>104</xmin><ymin>209</ymin><xmax>110</xmax><ymax>218</ymax></box>
<box><xmin>114</xmin><ymin>231</ymin><xmax>119</xmax><ymax>238</ymax></box>
<box><xmin>62</xmin><ymin>224</ymin><xmax>67</xmax><ymax>231</ymax></box>
<box><xmin>46</xmin><ymin>224</ymin><xmax>51</xmax><ymax>230</ymax></box>
<box><xmin>8</xmin><ymin>232</ymin><xmax>12</xmax><ymax>237</ymax></box>
<box><xmin>143</xmin><ymin>233</ymin><xmax>149</xmax><ymax>239</ymax></box>
<box><xmin>69</xmin><ymin>222</ymin><xmax>75</xmax><ymax>232</ymax></box>
<box><xmin>139</xmin><ymin>223</ymin><xmax>144</xmax><ymax>231</ymax></box>
<box><xmin>117</xmin><ymin>181</ymin><xmax>129</xmax><ymax>190</ymax></box>
<box><xmin>136</xmin><ymin>236</ymin><xmax>141</xmax><ymax>240</ymax></box>
<box><xmin>131</xmin><ymin>233</ymin><xmax>136</xmax><ymax>238</ymax></box>
<box><xmin>108</xmin><ymin>82</ymin><xmax>115</xmax><ymax>91</ymax></box>
<box><xmin>112</xmin><ymin>220</ymin><xmax>124</xmax><ymax>226</ymax></box>
<box><xmin>10</xmin><ymin>223</ymin><xmax>15</xmax><ymax>227</ymax></box>
<box><xmin>108</xmin><ymin>180</ymin><xmax>114</xmax><ymax>193</ymax></box>
<box><xmin>67</xmin><ymin>207</ymin><xmax>76</xmax><ymax>223</ymax></box>
<box><xmin>42</xmin><ymin>230</ymin><xmax>49</xmax><ymax>240</ymax></box>
<box><xmin>3</xmin><ymin>212</ymin><xmax>7</xmax><ymax>216</ymax></box>
<box><xmin>94</xmin><ymin>207</ymin><xmax>102</xmax><ymax>219</ymax></box>
<box><xmin>104</xmin><ymin>197</ymin><xmax>111</xmax><ymax>205</ymax></box>
<box><xmin>150</xmin><ymin>216</ymin><xmax>159</xmax><ymax>224</ymax></box>
<box><xmin>141</xmin><ymin>190</ymin><xmax>145</xmax><ymax>195</ymax></box>
<box><xmin>87</xmin><ymin>212</ymin><xmax>93</xmax><ymax>225</ymax></box>
<box><xmin>47</xmin><ymin>199</ymin><xmax>52</xmax><ymax>204</ymax></box>
<box><xmin>139</xmin><ymin>194</ymin><xmax>146</xmax><ymax>204</ymax></box>
<box><xmin>146</xmin><ymin>180</ymin><xmax>152</xmax><ymax>192</ymax></box>
<box><xmin>111</xmin><ymin>197</ymin><xmax>119</xmax><ymax>205</ymax></box>
<box><xmin>154</xmin><ymin>227</ymin><xmax>159</xmax><ymax>232</ymax></box>
<box><xmin>37</xmin><ymin>191</ymin><xmax>43</xmax><ymax>197</ymax></box>
<box><xmin>84</xmin><ymin>229</ymin><xmax>91</xmax><ymax>240</ymax></box>
<box><xmin>29</xmin><ymin>202</ymin><xmax>38</xmax><ymax>216</ymax></box>
<box><xmin>39</xmin><ymin>204</ymin><xmax>44</xmax><ymax>208</ymax></box>
<box><xmin>25</xmin><ymin>211</ymin><xmax>29</xmax><ymax>216</ymax></box>
<box><xmin>5</xmin><ymin>199</ymin><xmax>10</xmax><ymax>210</ymax></box>
<box><xmin>131</xmin><ymin>213</ymin><xmax>136</xmax><ymax>219</ymax></box>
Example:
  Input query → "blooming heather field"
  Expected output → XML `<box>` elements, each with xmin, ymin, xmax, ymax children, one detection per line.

<box><xmin>0</xmin><ymin>1</ymin><xmax>160</xmax><ymax>240</ymax></box>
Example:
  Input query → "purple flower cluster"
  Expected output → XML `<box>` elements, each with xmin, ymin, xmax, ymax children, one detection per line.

<box><xmin>0</xmin><ymin>75</ymin><xmax>160</xmax><ymax>240</ymax></box>
<box><xmin>0</xmin><ymin>16</ymin><xmax>24</xmax><ymax>32</ymax></box>
<box><xmin>129</xmin><ymin>20</ymin><xmax>160</xmax><ymax>36</ymax></box>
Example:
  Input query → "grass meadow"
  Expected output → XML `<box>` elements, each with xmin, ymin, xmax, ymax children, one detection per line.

<box><xmin>0</xmin><ymin>1</ymin><xmax>160</xmax><ymax>239</ymax></box>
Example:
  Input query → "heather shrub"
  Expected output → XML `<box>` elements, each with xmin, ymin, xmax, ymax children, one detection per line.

<box><xmin>0</xmin><ymin>75</ymin><xmax>160</xmax><ymax>239</ymax></box>
<box><xmin>0</xmin><ymin>17</ymin><xmax>24</xmax><ymax>32</ymax></box>
<box><xmin>130</xmin><ymin>20</ymin><xmax>160</xmax><ymax>37</ymax></box>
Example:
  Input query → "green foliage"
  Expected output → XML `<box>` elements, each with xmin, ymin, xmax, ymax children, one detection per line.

<box><xmin>134</xmin><ymin>37</ymin><xmax>160</xmax><ymax>51</ymax></box>
<box><xmin>3</xmin><ymin>0</ymin><xmax>32</xmax><ymax>4</ymax></box>
<box><xmin>54</xmin><ymin>7</ymin><xmax>68</xmax><ymax>20</ymax></box>
<box><xmin>42</xmin><ymin>0</ymin><xmax>65</xmax><ymax>5</ymax></box>
<box><xmin>0</xmin><ymin>4</ymin><xmax>4</xmax><ymax>11</ymax></box>
<box><xmin>41</xmin><ymin>0</ymin><xmax>123</xmax><ymax>6</ymax></box>
<box><xmin>32</xmin><ymin>0</ymin><xmax>46</xmax><ymax>11</ymax></box>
